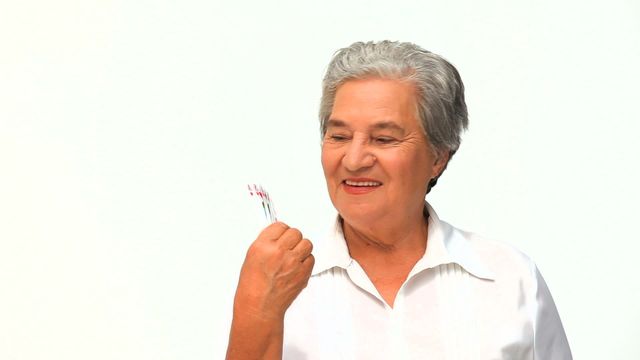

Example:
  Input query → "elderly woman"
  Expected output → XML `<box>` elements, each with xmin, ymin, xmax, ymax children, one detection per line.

<box><xmin>226</xmin><ymin>41</ymin><xmax>572</xmax><ymax>359</ymax></box>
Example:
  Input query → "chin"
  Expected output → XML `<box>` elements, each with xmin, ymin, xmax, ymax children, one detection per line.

<box><xmin>336</xmin><ymin>203</ymin><xmax>384</xmax><ymax>225</ymax></box>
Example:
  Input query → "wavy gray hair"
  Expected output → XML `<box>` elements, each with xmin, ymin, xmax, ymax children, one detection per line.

<box><xmin>319</xmin><ymin>40</ymin><xmax>468</xmax><ymax>192</ymax></box>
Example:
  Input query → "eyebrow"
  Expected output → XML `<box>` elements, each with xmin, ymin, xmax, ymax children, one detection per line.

<box><xmin>326</xmin><ymin>119</ymin><xmax>405</xmax><ymax>133</ymax></box>
<box><xmin>326</xmin><ymin>119</ymin><xmax>348</xmax><ymax>128</ymax></box>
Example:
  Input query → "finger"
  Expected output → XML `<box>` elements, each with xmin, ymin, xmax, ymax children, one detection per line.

<box><xmin>277</xmin><ymin>228</ymin><xmax>303</xmax><ymax>250</ymax></box>
<box><xmin>291</xmin><ymin>238</ymin><xmax>313</xmax><ymax>262</ymax></box>
<box><xmin>301</xmin><ymin>253</ymin><xmax>315</xmax><ymax>274</ymax></box>
<box><xmin>257</xmin><ymin>221</ymin><xmax>289</xmax><ymax>242</ymax></box>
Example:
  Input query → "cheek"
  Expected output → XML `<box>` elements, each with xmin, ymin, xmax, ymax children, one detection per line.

<box><xmin>391</xmin><ymin>150</ymin><xmax>433</xmax><ymax>187</ymax></box>
<box><xmin>320</xmin><ymin>146</ymin><xmax>337</xmax><ymax>178</ymax></box>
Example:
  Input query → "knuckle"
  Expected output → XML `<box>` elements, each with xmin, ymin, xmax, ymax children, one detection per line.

<box><xmin>287</xmin><ymin>227</ymin><xmax>303</xmax><ymax>239</ymax></box>
<box><xmin>302</xmin><ymin>239</ymin><xmax>313</xmax><ymax>252</ymax></box>
<box><xmin>306</xmin><ymin>254</ymin><xmax>315</xmax><ymax>267</ymax></box>
<box><xmin>259</xmin><ymin>221</ymin><xmax>289</xmax><ymax>238</ymax></box>
<box><xmin>248</xmin><ymin>241</ymin><xmax>280</xmax><ymax>258</ymax></box>
<box><xmin>272</xmin><ymin>246</ymin><xmax>286</xmax><ymax>258</ymax></box>
<box><xmin>284</xmin><ymin>257</ymin><xmax>298</xmax><ymax>268</ymax></box>
<box><xmin>273</xmin><ymin>221</ymin><xmax>290</xmax><ymax>231</ymax></box>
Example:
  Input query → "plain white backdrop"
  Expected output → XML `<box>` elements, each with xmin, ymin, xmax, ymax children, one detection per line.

<box><xmin>1</xmin><ymin>0</ymin><xmax>639</xmax><ymax>359</ymax></box>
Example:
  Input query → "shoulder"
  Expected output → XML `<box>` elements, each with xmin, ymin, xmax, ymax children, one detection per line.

<box><xmin>445</xmin><ymin>219</ymin><xmax>539</xmax><ymax>285</ymax></box>
<box><xmin>444</xmin><ymin>222</ymin><xmax>573</xmax><ymax>358</ymax></box>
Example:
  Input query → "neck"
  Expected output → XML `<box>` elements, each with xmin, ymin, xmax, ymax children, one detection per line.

<box><xmin>342</xmin><ymin>207</ymin><xmax>428</xmax><ymax>262</ymax></box>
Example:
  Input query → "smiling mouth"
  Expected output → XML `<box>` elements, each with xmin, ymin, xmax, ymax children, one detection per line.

<box><xmin>341</xmin><ymin>179</ymin><xmax>382</xmax><ymax>195</ymax></box>
<box><xmin>344</xmin><ymin>180</ymin><xmax>382</xmax><ymax>187</ymax></box>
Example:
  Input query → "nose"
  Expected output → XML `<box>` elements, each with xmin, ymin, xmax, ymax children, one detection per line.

<box><xmin>342</xmin><ymin>139</ymin><xmax>376</xmax><ymax>172</ymax></box>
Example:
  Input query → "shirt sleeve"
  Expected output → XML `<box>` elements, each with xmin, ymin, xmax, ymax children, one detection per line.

<box><xmin>532</xmin><ymin>265</ymin><xmax>573</xmax><ymax>360</ymax></box>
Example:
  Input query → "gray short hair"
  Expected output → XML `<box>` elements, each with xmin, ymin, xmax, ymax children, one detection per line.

<box><xmin>319</xmin><ymin>40</ymin><xmax>469</xmax><ymax>192</ymax></box>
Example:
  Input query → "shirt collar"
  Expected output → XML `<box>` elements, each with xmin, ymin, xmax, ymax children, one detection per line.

<box><xmin>311</xmin><ymin>219</ymin><xmax>354</xmax><ymax>275</ymax></box>
<box><xmin>417</xmin><ymin>203</ymin><xmax>495</xmax><ymax>280</ymax></box>
<box><xmin>312</xmin><ymin>203</ymin><xmax>495</xmax><ymax>280</ymax></box>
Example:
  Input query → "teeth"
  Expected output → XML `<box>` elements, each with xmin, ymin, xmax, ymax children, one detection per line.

<box><xmin>345</xmin><ymin>180</ymin><xmax>381</xmax><ymax>187</ymax></box>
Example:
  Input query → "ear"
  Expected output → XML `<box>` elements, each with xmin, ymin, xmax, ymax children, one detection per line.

<box><xmin>432</xmin><ymin>150</ymin><xmax>451</xmax><ymax>177</ymax></box>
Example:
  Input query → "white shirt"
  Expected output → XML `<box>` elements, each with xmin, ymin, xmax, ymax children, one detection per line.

<box><xmin>283</xmin><ymin>204</ymin><xmax>572</xmax><ymax>359</ymax></box>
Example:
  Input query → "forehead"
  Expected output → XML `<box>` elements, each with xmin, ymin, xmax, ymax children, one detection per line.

<box><xmin>329</xmin><ymin>78</ymin><xmax>420</xmax><ymax>130</ymax></box>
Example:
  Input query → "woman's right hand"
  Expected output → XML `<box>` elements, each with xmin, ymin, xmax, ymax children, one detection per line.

<box><xmin>232</xmin><ymin>222</ymin><xmax>315</xmax><ymax>321</ymax></box>
<box><xmin>227</xmin><ymin>223</ymin><xmax>314</xmax><ymax>359</ymax></box>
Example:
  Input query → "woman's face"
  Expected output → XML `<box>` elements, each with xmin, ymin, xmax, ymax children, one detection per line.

<box><xmin>321</xmin><ymin>78</ymin><xmax>447</xmax><ymax>226</ymax></box>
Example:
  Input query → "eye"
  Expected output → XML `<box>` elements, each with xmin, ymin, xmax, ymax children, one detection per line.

<box><xmin>374</xmin><ymin>136</ymin><xmax>396</xmax><ymax>145</ymax></box>
<box><xmin>327</xmin><ymin>134</ymin><xmax>350</xmax><ymax>142</ymax></box>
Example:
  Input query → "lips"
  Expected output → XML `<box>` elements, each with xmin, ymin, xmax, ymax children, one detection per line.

<box><xmin>344</xmin><ymin>179</ymin><xmax>382</xmax><ymax>187</ymax></box>
<box><xmin>342</xmin><ymin>178</ymin><xmax>382</xmax><ymax>194</ymax></box>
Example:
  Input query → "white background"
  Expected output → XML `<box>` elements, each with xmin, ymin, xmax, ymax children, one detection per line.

<box><xmin>1</xmin><ymin>0</ymin><xmax>639</xmax><ymax>359</ymax></box>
